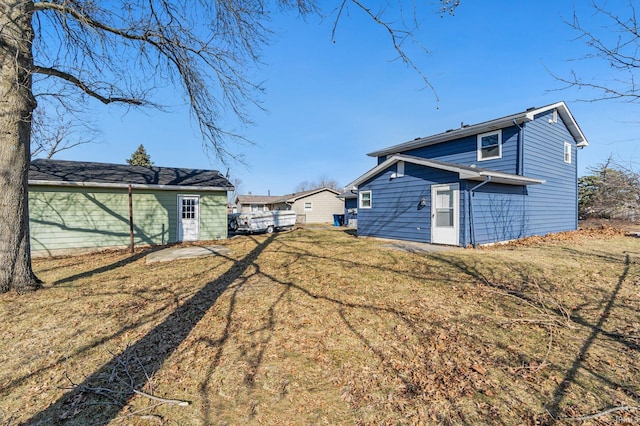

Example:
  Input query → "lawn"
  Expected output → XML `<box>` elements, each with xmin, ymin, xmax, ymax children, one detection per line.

<box><xmin>1</xmin><ymin>227</ymin><xmax>639</xmax><ymax>425</ymax></box>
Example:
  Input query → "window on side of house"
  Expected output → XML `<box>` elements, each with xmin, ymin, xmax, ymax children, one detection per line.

<box><xmin>396</xmin><ymin>161</ymin><xmax>405</xmax><ymax>177</ymax></box>
<box><xmin>359</xmin><ymin>190</ymin><xmax>372</xmax><ymax>209</ymax></box>
<box><xmin>304</xmin><ymin>202</ymin><xmax>312</xmax><ymax>212</ymax></box>
<box><xmin>550</xmin><ymin>109</ymin><xmax>558</xmax><ymax>123</ymax></box>
<box><xmin>477</xmin><ymin>130</ymin><xmax>502</xmax><ymax>161</ymax></box>
<box><xmin>564</xmin><ymin>142</ymin><xmax>571</xmax><ymax>164</ymax></box>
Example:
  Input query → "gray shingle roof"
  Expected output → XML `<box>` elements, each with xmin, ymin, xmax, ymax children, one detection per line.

<box><xmin>236</xmin><ymin>188</ymin><xmax>340</xmax><ymax>205</ymax></box>
<box><xmin>29</xmin><ymin>159</ymin><xmax>234</xmax><ymax>190</ymax></box>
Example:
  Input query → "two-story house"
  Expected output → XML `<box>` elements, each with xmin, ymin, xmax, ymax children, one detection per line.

<box><xmin>346</xmin><ymin>102</ymin><xmax>589</xmax><ymax>246</ymax></box>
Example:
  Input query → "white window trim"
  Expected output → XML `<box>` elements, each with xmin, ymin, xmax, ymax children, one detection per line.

<box><xmin>549</xmin><ymin>109</ymin><xmax>558</xmax><ymax>123</ymax></box>
<box><xmin>359</xmin><ymin>190</ymin><xmax>372</xmax><ymax>209</ymax></box>
<box><xmin>564</xmin><ymin>142</ymin><xmax>571</xmax><ymax>164</ymax></box>
<box><xmin>477</xmin><ymin>130</ymin><xmax>502</xmax><ymax>161</ymax></box>
<box><xmin>396</xmin><ymin>161</ymin><xmax>405</xmax><ymax>178</ymax></box>
<box><xmin>304</xmin><ymin>201</ymin><xmax>313</xmax><ymax>212</ymax></box>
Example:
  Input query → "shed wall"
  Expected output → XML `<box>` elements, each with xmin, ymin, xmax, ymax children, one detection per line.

<box><xmin>29</xmin><ymin>186</ymin><xmax>227</xmax><ymax>254</ymax></box>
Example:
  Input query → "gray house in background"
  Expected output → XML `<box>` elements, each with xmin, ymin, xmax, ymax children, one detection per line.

<box><xmin>235</xmin><ymin>188</ymin><xmax>344</xmax><ymax>224</ymax></box>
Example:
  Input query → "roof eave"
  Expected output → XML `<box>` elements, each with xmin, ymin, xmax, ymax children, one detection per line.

<box><xmin>28</xmin><ymin>180</ymin><xmax>233</xmax><ymax>192</ymax></box>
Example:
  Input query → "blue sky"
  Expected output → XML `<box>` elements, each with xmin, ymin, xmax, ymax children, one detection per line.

<box><xmin>53</xmin><ymin>1</ymin><xmax>640</xmax><ymax>196</ymax></box>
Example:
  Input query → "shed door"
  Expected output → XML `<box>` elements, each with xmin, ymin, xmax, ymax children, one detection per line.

<box><xmin>431</xmin><ymin>183</ymin><xmax>459</xmax><ymax>246</ymax></box>
<box><xmin>178</xmin><ymin>195</ymin><xmax>200</xmax><ymax>242</ymax></box>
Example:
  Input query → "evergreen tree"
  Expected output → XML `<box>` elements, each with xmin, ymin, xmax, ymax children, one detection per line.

<box><xmin>126</xmin><ymin>144</ymin><xmax>153</xmax><ymax>167</ymax></box>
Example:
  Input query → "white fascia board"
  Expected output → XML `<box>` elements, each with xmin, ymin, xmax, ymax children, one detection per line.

<box><xmin>28</xmin><ymin>180</ymin><xmax>231</xmax><ymax>192</ymax></box>
<box><xmin>367</xmin><ymin>102</ymin><xmax>589</xmax><ymax>157</ymax></box>
<box><xmin>525</xmin><ymin>101</ymin><xmax>589</xmax><ymax>147</ymax></box>
<box><xmin>367</xmin><ymin>115</ymin><xmax>532</xmax><ymax>158</ymax></box>
<box><xmin>348</xmin><ymin>154</ymin><xmax>544</xmax><ymax>188</ymax></box>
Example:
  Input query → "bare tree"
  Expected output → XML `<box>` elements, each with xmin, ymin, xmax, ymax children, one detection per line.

<box><xmin>0</xmin><ymin>0</ymin><xmax>460</xmax><ymax>292</ymax></box>
<box><xmin>553</xmin><ymin>1</ymin><xmax>640</xmax><ymax>102</ymax></box>
<box><xmin>295</xmin><ymin>175</ymin><xmax>340</xmax><ymax>192</ymax></box>
<box><xmin>31</xmin><ymin>107</ymin><xmax>99</xmax><ymax>159</ymax></box>
<box><xmin>579</xmin><ymin>158</ymin><xmax>640</xmax><ymax>221</ymax></box>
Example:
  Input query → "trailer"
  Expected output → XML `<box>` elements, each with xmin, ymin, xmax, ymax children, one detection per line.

<box><xmin>229</xmin><ymin>210</ymin><xmax>297</xmax><ymax>234</ymax></box>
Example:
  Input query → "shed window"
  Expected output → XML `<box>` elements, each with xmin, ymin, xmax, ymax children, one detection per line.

<box><xmin>564</xmin><ymin>142</ymin><xmax>571</xmax><ymax>163</ymax></box>
<box><xmin>304</xmin><ymin>202</ymin><xmax>312</xmax><ymax>212</ymax></box>
<box><xmin>359</xmin><ymin>190</ymin><xmax>372</xmax><ymax>209</ymax></box>
<box><xmin>477</xmin><ymin>130</ymin><xmax>502</xmax><ymax>161</ymax></box>
<box><xmin>181</xmin><ymin>198</ymin><xmax>196</xmax><ymax>219</ymax></box>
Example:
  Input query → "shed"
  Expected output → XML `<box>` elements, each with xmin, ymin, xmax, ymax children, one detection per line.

<box><xmin>28</xmin><ymin>159</ymin><xmax>233</xmax><ymax>256</ymax></box>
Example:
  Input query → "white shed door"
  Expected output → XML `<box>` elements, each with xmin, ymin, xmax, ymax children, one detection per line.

<box><xmin>178</xmin><ymin>195</ymin><xmax>200</xmax><ymax>242</ymax></box>
<box><xmin>431</xmin><ymin>183</ymin><xmax>459</xmax><ymax>246</ymax></box>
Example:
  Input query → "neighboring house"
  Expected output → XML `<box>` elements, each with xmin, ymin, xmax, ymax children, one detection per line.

<box><xmin>29</xmin><ymin>159</ymin><xmax>234</xmax><ymax>256</ymax></box>
<box><xmin>235</xmin><ymin>194</ymin><xmax>283</xmax><ymax>212</ymax></box>
<box><xmin>346</xmin><ymin>102</ymin><xmax>588</xmax><ymax>246</ymax></box>
<box><xmin>235</xmin><ymin>188</ymin><xmax>345</xmax><ymax>223</ymax></box>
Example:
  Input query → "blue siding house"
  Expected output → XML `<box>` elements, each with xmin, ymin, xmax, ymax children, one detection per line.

<box><xmin>346</xmin><ymin>102</ymin><xmax>588</xmax><ymax>246</ymax></box>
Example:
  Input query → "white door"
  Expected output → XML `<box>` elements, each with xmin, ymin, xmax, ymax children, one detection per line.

<box><xmin>178</xmin><ymin>195</ymin><xmax>200</xmax><ymax>242</ymax></box>
<box><xmin>431</xmin><ymin>183</ymin><xmax>459</xmax><ymax>246</ymax></box>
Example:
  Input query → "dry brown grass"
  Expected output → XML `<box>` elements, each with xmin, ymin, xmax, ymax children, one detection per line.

<box><xmin>1</xmin><ymin>227</ymin><xmax>639</xmax><ymax>425</ymax></box>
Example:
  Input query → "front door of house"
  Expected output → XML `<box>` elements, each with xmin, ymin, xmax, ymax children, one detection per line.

<box><xmin>431</xmin><ymin>183</ymin><xmax>459</xmax><ymax>246</ymax></box>
<box><xmin>178</xmin><ymin>195</ymin><xmax>200</xmax><ymax>242</ymax></box>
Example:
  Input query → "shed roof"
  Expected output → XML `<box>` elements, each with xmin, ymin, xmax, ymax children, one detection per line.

<box><xmin>29</xmin><ymin>159</ymin><xmax>234</xmax><ymax>191</ymax></box>
<box><xmin>346</xmin><ymin>154</ymin><xmax>545</xmax><ymax>188</ymax></box>
<box><xmin>367</xmin><ymin>101</ymin><xmax>588</xmax><ymax>158</ymax></box>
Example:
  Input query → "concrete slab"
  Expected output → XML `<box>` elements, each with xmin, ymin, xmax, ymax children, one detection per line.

<box><xmin>381</xmin><ymin>241</ymin><xmax>462</xmax><ymax>254</ymax></box>
<box><xmin>146</xmin><ymin>245</ymin><xmax>232</xmax><ymax>264</ymax></box>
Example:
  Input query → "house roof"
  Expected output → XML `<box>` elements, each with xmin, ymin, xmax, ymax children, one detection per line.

<box><xmin>235</xmin><ymin>194</ymin><xmax>283</xmax><ymax>205</ymax></box>
<box><xmin>236</xmin><ymin>188</ymin><xmax>341</xmax><ymax>205</ymax></box>
<box><xmin>346</xmin><ymin>154</ymin><xmax>545</xmax><ymax>188</ymax></box>
<box><xmin>29</xmin><ymin>159</ymin><xmax>234</xmax><ymax>191</ymax></box>
<box><xmin>336</xmin><ymin>190</ymin><xmax>357</xmax><ymax>199</ymax></box>
<box><xmin>367</xmin><ymin>101</ymin><xmax>588</xmax><ymax>158</ymax></box>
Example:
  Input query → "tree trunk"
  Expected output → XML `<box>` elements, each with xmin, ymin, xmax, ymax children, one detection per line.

<box><xmin>0</xmin><ymin>1</ymin><xmax>41</xmax><ymax>292</ymax></box>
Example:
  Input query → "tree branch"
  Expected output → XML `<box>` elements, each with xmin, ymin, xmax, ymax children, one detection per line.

<box><xmin>32</xmin><ymin>66</ymin><xmax>143</xmax><ymax>105</ymax></box>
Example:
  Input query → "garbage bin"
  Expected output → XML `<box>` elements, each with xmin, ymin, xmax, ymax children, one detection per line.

<box><xmin>333</xmin><ymin>214</ymin><xmax>345</xmax><ymax>226</ymax></box>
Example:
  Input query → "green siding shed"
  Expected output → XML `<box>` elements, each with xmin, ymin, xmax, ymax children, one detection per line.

<box><xmin>28</xmin><ymin>160</ymin><xmax>233</xmax><ymax>256</ymax></box>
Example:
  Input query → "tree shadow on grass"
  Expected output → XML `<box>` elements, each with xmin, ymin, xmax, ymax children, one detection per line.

<box><xmin>26</xmin><ymin>234</ymin><xmax>276</xmax><ymax>425</ymax></box>
<box><xmin>429</xmin><ymin>248</ymin><xmax>638</xmax><ymax>422</ymax></box>
<box><xmin>52</xmin><ymin>245</ymin><xmax>167</xmax><ymax>287</ymax></box>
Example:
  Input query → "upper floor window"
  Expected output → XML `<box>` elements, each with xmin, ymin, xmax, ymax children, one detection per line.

<box><xmin>304</xmin><ymin>202</ymin><xmax>313</xmax><ymax>212</ymax></box>
<box><xmin>359</xmin><ymin>190</ymin><xmax>372</xmax><ymax>209</ymax></box>
<box><xmin>549</xmin><ymin>109</ymin><xmax>558</xmax><ymax>123</ymax></box>
<box><xmin>564</xmin><ymin>142</ymin><xmax>571</xmax><ymax>163</ymax></box>
<box><xmin>396</xmin><ymin>161</ymin><xmax>405</xmax><ymax>177</ymax></box>
<box><xmin>477</xmin><ymin>130</ymin><xmax>502</xmax><ymax>161</ymax></box>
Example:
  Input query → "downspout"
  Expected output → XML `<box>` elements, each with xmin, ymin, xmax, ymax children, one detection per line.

<box><xmin>513</xmin><ymin>118</ymin><xmax>526</xmax><ymax>235</ymax></box>
<box><xmin>512</xmin><ymin>119</ymin><xmax>524</xmax><ymax>175</ymax></box>
<box><xmin>468</xmin><ymin>176</ymin><xmax>492</xmax><ymax>248</ymax></box>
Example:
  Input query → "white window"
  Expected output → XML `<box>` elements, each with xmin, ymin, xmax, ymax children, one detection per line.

<box><xmin>304</xmin><ymin>202</ymin><xmax>312</xmax><ymax>212</ymax></box>
<box><xmin>396</xmin><ymin>161</ymin><xmax>405</xmax><ymax>178</ymax></box>
<box><xmin>477</xmin><ymin>130</ymin><xmax>502</xmax><ymax>161</ymax></box>
<box><xmin>564</xmin><ymin>142</ymin><xmax>571</xmax><ymax>163</ymax></box>
<box><xmin>359</xmin><ymin>190</ymin><xmax>372</xmax><ymax>209</ymax></box>
<box><xmin>250</xmin><ymin>204</ymin><xmax>265</xmax><ymax>211</ymax></box>
<box><xmin>549</xmin><ymin>109</ymin><xmax>558</xmax><ymax>123</ymax></box>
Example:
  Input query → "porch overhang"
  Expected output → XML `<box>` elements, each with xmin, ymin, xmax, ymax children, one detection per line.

<box><xmin>346</xmin><ymin>154</ymin><xmax>544</xmax><ymax>189</ymax></box>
